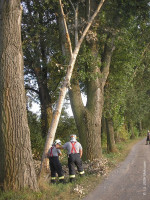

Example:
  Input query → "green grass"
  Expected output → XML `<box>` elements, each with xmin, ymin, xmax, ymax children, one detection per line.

<box><xmin>0</xmin><ymin>137</ymin><xmax>144</xmax><ymax>200</ymax></box>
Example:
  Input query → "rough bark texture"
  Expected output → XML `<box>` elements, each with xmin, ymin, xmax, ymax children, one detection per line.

<box><xmin>69</xmin><ymin>68</ymin><xmax>103</xmax><ymax>160</ymax></box>
<box><xmin>101</xmin><ymin>114</ymin><xmax>107</xmax><ymax>141</ymax></box>
<box><xmin>34</xmin><ymin>67</ymin><xmax>53</xmax><ymax>138</ymax></box>
<box><xmin>0</xmin><ymin>1</ymin><xmax>38</xmax><ymax>191</ymax></box>
<box><xmin>106</xmin><ymin>117</ymin><xmax>117</xmax><ymax>153</ymax></box>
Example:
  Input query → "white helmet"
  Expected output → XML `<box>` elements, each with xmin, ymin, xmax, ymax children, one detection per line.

<box><xmin>54</xmin><ymin>139</ymin><xmax>61</xmax><ymax>145</ymax></box>
<box><xmin>70</xmin><ymin>134</ymin><xmax>77</xmax><ymax>142</ymax></box>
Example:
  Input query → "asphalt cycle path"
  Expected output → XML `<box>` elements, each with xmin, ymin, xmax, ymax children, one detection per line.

<box><xmin>83</xmin><ymin>138</ymin><xmax>150</xmax><ymax>200</ymax></box>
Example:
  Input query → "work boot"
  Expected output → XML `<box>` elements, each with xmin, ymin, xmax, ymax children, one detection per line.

<box><xmin>79</xmin><ymin>171</ymin><xmax>85</xmax><ymax>177</ymax></box>
<box><xmin>70</xmin><ymin>178</ymin><xmax>75</xmax><ymax>183</ymax></box>
<box><xmin>80</xmin><ymin>174</ymin><xmax>84</xmax><ymax>177</ymax></box>
<box><xmin>51</xmin><ymin>179</ymin><xmax>56</xmax><ymax>184</ymax></box>
<box><xmin>59</xmin><ymin>179</ymin><xmax>66</xmax><ymax>184</ymax></box>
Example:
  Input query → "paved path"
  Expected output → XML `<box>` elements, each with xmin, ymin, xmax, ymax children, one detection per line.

<box><xmin>83</xmin><ymin>138</ymin><xmax>150</xmax><ymax>200</ymax></box>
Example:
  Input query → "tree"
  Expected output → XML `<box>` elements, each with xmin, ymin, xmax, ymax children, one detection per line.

<box><xmin>66</xmin><ymin>0</ymin><xmax>149</xmax><ymax>159</ymax></box>
<box><xmin>103</xmin><ymin>9</ymin><xmax>150</xmax><ymax>141</ymax></box>
<box><xmin>39</xmin><ymin>0</ymin><xmax>105</xmax><ymax>175</ymax></box>
<box><xmin>0</xmin><ymin>0</ymin><xmax>38</xmax><ymax>191</ymax></box>
<box><xmin>67</xmin><ymin>0</ymin><xmax>115</xmax><ymax>160</ymax></box>
<box><xmin>22</xmin><ymin>0</ymin><xmax>62</xmax><ymax>138</ymax></box>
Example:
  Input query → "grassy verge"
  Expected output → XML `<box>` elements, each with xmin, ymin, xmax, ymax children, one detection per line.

<box><xmin>0</xmin><ymin>137</ymin><xmax>144</xmax><ymax>200</ymax></box>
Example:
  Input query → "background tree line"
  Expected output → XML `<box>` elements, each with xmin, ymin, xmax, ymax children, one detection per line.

<box><xmin>0</xmin><ymin>0</ymin><xmax>150</xmax><ymax>191</ymax></box>
<box><xmin>23</xmin><ymin>0</ymin><xmax>150</xmax><ymax>158</ymax></box>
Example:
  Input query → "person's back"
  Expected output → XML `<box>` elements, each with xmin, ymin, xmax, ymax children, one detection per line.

<box><xmin>47</xmin><ymin>139</ymin><xmax>65</xmax><ymax>183</ymax></box>
<box><xmin>63</xmin><ymin>134</ymin><xmax>85</xmax><ymax>182</ymax></box>
<box><xmin>63</xmin><ymin>141</ymin><xmax>82</xmax><ymax>155</ymax></box>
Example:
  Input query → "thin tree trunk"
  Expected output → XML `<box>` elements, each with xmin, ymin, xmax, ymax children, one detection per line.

<box><xmin>101</xmin><ymin>114</ymin><xmax>107</xmax><ymax>143</ymax></box>
<box><xmin>106</xmin><ymin>117</ymin><xmax>117</xmax><ymax>153</ymax></box>
<box><xmin>138</xmin><ymin>121</ymin><xmax>142</xmax><ymax>136</ymax></box>
<box><xmin>0</xmin><ymin>1</ymin><xmax>38</xmax><ymax>191</ymax></box>
<box><xmin>38</xmin><ymin>83</ymin><xmax>53</xmax><ymax>138</ymax></box>
<box><xmin>130</xmin><ymin>121</ymin><xmax>135</xmax><ymax>139</ymax></box>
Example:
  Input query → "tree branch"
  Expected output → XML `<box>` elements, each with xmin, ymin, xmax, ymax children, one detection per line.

<box><xmin>25</xmin><ymin>86</ymin><xmax>39</xmax><ymax>95</ymax></box>
<box><xmin>59</xmin><ymin>0</ymin><xmax>73</xmax><ymax>57</ymax></box>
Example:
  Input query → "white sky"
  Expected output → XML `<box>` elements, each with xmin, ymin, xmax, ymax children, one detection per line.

<box><xmin>29</xmin><ymin>94</ymin><xmax>87</xmax><ymax>117</ymax></box>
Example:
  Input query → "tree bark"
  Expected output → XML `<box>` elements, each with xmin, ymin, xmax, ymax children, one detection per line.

<box><xmin>34</xmin><ymin>67</ymin><xmax>53</xmax><ymax>138</ymax></box>
<box><xmin>101</xmin><ymin>114</ymin><xmax>107</xmax><ymax>142</ymax></box>
<box><xmin>69</xmin><ymin>77</ymin><xmax>103</xmax><ymax>160</ymax></box>
<box><xmin>0</xmin><ymin>1</ymin><xmax>38</xmax><ymax>191</ymax></box>
<box><xmin>130</xmin><ymin>121</ymin><xmax>135</xmax><ymax>139</ymax></box>
<box><xmin>105</xmin><ymin>117</ymin><xmax>117</xmax><ymax>153</ymax></box>
<box><xmin>138</xmin><ymin>121</ymin><xmax>142</xmax><ymax>136</ymax></box>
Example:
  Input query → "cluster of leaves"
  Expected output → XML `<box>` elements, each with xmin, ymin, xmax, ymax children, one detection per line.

<box><xmin>27</xmin><ymin>111</ymin><xmax>44</xmax><ymax>159</ymax></box>
<box><xmin>55</xmin><ymin>109</ymin><xmax>78</xmax><ymax>141</ymax></box>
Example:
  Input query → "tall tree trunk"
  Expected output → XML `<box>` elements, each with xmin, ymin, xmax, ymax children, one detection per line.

<box><xmin>138</xmin><ymin>121</ymin><xmax>142</xmax><ymax>136</ymax></box>
<box><xmin>69</xmin><ymin>77</ymin><xmax>103</xmax><ymax>160</ymax></box>
<box><xmin>101</xmin><ymin>114</ymin><xmax>107</xmax><ymax>143</ymax></box>
<box><xmin>105</xmin><ymin>117</ymin><xmax>117</xmax><ymax>153</ymax></box>
<box><xmin>0</xmin><ymin>1</ymin><xmax>38</xmax><ymax>191</ymax></box>
<box><xmin>34</xmin><ymin>67</ymin><xmax>53</xmax><ymax>138</ymax></box>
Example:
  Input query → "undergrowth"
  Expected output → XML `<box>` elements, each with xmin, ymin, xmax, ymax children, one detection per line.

<box><xmin>0</xmin><ymin>137</ymin><xmax>144</xmax><ymax>200</ymax></box>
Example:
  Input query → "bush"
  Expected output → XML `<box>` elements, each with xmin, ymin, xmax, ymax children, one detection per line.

<box><xmin>27</xmin><ymin>111</ymin><xmax>44</xmax><ymax>159</ymax></box>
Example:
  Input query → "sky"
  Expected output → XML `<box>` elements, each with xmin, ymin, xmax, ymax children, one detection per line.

<box><xmin>29</xmin><ymin>94</ymin><xmax>87</xmax><ymax>117</ymax></box>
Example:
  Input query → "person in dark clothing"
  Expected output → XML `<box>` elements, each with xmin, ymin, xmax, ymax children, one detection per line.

<box><xmin>47</xmin><ymin>139</ymin><xmax>65</xmax><ymax>183</ymax></box>
<box><xmin>57</xmin><ymin>135</ymin><xmax>84</xmax><ymax>182</ymax></box>
<box><xmin>146</xmin><ymin>130</ymin><xmax>150</xmax><ymax>145</ymax></box>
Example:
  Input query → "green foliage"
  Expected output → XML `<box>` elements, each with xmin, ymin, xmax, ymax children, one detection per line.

<box><xmin>55</xmin><ymin>110</ymin><xmax>78</xmax><ymax>142</ymax></box>
<box><xmin>101</xmin><ymin>131</ymin><xmax>107</xmax><ymax>148</ymax></box>
<box><xmin>27</xmin><ymin>111</ymin><xmax>44</xmax><ymax>159</ymax></box>
<box><xmin>116</xmin><ymin>125</ymin><xmax>129</xmax><ymax>141</ymax></box>
<box><xmin>142</xmin><ymin>113</ymin><xmax>150</xmax><ymax>130</ymax></box>
<box><xmin>22</xmin><ymin>0</ymin><xmax>64</xmax><ymax>105</ymax></box>
<box><xmin>129</xmin><ymin>126</ymin><xmax>140</xmax><ymax>138</ymax></box>
<box><xmin>103</xmin><ymin>9</ymin><xmax>150</xmax><ymax>135</ymax></box>
<box><xmin>0</xmin><ymin>189</ymin><xmax>43</xmax><ymax>200</ymax></box>
<box><xmin>77</xmin><ymin>44</ymin><xmax>102</xmax><ymax>82</ymax></box>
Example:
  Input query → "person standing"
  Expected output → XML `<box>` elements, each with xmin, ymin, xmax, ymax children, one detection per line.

<box><xmin>47</xmin><ymin>139</ymin><xmax>65</xmax><ymax>183</ymax></box>
<box><xmin>57</xmin><ymin>135</ymin><xmax>85</xmax><ymax>182</ymax></box>
<box><xmin>146</xmin><ymin>130</ymin><xmax>150</xmax><ymax>145</ymax></box>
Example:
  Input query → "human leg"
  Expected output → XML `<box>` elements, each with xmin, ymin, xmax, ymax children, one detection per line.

<box><xmin>50</xmin><ymin>158</ymin><xmax>56</xmax><ymax>183</ymax></box>
<box><xmin>75</xmin><ymin>154</ymin><xmax>85</xmax><ymax>176</ymax></box>
<box><xmin>68</xmin><ymin>155</ymin><xmax>76</xmax><ymax>182</ymax></box>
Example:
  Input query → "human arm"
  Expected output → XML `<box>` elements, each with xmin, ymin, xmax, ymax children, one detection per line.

<box><xmin>56</xmin><ymin>143</ymin><xmax>63</xmax><ymax>149</ymax></box>
<box><xmin>79</xmin><ymin>149</ymin><xmax>83</xmax><ymax>158</ymax></box>
<box><xmin>57</xmin><ymin>148</ymin><xmax>62</xmax><ymax>156</ymax></box>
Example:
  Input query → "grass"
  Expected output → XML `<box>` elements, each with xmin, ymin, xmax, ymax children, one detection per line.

<box><xmin>0</xmin><ymin>136</ymin><xmax>144</xmax><ymax>200</ymax></box>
